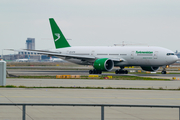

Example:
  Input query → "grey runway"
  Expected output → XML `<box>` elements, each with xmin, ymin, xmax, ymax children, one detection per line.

<box><xmin>0</xmin><ymin>88</ymin><xmax>180</xmax><ymax>120</ymax></box>
<box><xmin>8</xmin><ymin>69</ymin><xmax>89</xmax><ymax>76</ymax></box>
<box><xmin>7</xmin><ymin>69</ymin><xmax>180</xmax><ymax>79</ymax></box>
<box><xmin>4</xmin><ymin>70</ymin><xmax>180</xmax><ymax>119</ymax></box>
<box><xmin>6</xmin><ymin>78</ymin><xmax>180</xmax><ymax>89</ymax></box>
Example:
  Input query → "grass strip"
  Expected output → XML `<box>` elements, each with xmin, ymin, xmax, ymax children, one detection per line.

<box><xmin>8</xmin><ymin>76</ymin><xmax>56</xmax><ymax>79</ymax></box>
<box><xmin>1</xmin><ymin>85</ymin><xmax>180</xmax><ymax>91</ymax></box>
<box><xmin>7</xmin><ymin>75</ymin><xmax>169</xmax><ymax>81</ymax></box>
<box><xmin>100</xmin><ymin>76</ymin><xmax>169</xmax><ymax>81</ymax></box>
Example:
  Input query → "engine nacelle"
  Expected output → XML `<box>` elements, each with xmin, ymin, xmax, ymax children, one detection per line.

<box><xmin>93</xmin><ymin>58</ymin><xmax>114</xmax><ymax>71</ymax></box>
<box><xmin>141</xmin><ymin>66</ymin><xmax>159</xmax><ymax>72</ymax></box>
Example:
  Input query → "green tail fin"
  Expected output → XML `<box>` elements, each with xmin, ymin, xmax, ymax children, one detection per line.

<box><xmin>49</xmin><ymin>18</ymin><xmax>71</xmax><ymax>49</ymax></box>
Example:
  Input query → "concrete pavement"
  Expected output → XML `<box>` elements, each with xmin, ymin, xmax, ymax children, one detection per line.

<box><xmin>0</xmin><ymin>88</ymin><xmax>180</xmax><ymax>120</ymax></box>
<box><xmin>6</xmin><ymin>78</ymin><xmax>180</xmax><ymax>89</ymax></box>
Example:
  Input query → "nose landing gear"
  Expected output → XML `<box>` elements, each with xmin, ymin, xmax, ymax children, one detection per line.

<box><xmin>161</xmin><ymin>71</ymin><xmax>167</xmax><ymax>74</ymax></box>
<box><xmin>161</xmin><ymin>65</ymin><xmax>168</xmax><ymax>74</ymax></box>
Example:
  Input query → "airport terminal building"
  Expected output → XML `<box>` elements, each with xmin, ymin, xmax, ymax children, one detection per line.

<box><xmin>2</xmin><ymin>38</ymin><xmax>54</xmax><ymax>61</ymax></box>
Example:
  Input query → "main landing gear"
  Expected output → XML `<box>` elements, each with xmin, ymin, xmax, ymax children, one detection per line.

<box><xmin>161</xmin><ymin>66</ymin><xmax>167</xmax><ymax>74</ymax></box>
<box><xmin>89</xmin><ymin>69</ymin><xmax>102</xmax><ymax>74</ymax></box>
<box><xmin>115</xmin><ymin>67</ymin><xmax>128</xmax><ymax>74</ymax></box>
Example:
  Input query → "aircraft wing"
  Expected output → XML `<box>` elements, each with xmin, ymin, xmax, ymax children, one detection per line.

<box><xmin>111</xmin><ymin>58</ymin><xmax>126</xmax><ymax>62</ymax></box>
<box><xmin>6</xmin><ymin>49</ymin><xmax>96</xmax><ymax>60</ymax></box>
<box><xmin>7</xmin><ymin>49</ymin><xmax>125</xmax><ymax>62</ymax></box>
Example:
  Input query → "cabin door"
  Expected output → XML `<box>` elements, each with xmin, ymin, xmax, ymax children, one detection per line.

<box><xmin>154</xmin><ymin>51</ymin><xmax>158</xmax><ymax>59</ymax></box>
<box><xmin>131</xmin><ymin>51</ymin><xmax>134</xmax><ymax>59</ymax></box>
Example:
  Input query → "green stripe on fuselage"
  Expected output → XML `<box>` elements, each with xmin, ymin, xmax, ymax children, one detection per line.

<box><xmin>136</xmin><ymin>51</ymin><xmax>153</xmax><ymax>54</ymax></box>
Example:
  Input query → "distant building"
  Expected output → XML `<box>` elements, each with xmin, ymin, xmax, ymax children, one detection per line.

<box><xmin>175</xmin><ymin>50</ymin><xmax>180</xmax><ymax>58</ymax></box>
<box><xmin>175</xmin><ymin>50</ymin><xmax>178</xmax><ymax>54</ymax></box>
<box><xmin>14</xmin><ymin>38</ymin><xmax>38</xmax><ymax>61</ymax></box>
<box><xmin>176</xmin><ymin>53</ymin><xmax>180</xmax><ymax>58</ymax></box>
<box><xmin>2</xmin><ymin>37</ymin><xmax>64</xmax><ymax>62</ymax></box>
<box><xmin>26</xmin><ymin>38</ymin><xmax>35</xmax><ymax>50</ymax></box>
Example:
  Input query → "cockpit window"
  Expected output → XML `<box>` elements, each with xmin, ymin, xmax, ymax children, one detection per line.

<box><xmin>167</xmin><ymin>53</ymin><xmax>175</xmax><ymax>56</ymax></box>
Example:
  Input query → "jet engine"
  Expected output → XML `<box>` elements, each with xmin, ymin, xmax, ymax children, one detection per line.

<box><xmin>93</xmin><ymin>58</ymin><xmax>114</xmax><ymax>71</ymax></box>
<box><xmin>141</xmin><ymin>66</ymin><xmax>159</xmax><ymax>72</ymax></box>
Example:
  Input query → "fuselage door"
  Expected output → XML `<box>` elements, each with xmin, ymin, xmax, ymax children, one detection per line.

<box><xmin>66</xmin><ymin>50</ymin><xmax>69</xmax><ymax>54</ymax></box>
<box><xmin>131</xmin><ymin>51</ymin><xmax>134</xmax><ymax>59</ymax></box>
<box><xmin>154</xmin><ymin>51</ymin><xmax>158</xmax><ymax>59</ymax></box>
<box><xmin>91</xmin><ymin>50</ymin><xmax>95</xmax><ymax>56</ymax></box>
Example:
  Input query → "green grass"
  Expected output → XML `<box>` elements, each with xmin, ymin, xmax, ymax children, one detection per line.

<box><xmin>8</xmin><ymin>76</ymin><xmax>56</xmax><ymax>79</ymax></box>
<box><xmin>1</xmin><ymin>85</ymin><xmax>180</xmax><ymax>91</ymax></box>
<box><xmin>7</xmin><ymin>75</ymin><xmax>169</xmax><ymax>81</ymax></box>
<box><xmin>103</xmin><ymin>71</ymin><xmax>180</xmax><ymax>74</ymax></box>
<box><xmin>100</xmin><ymin>76</ymin><xmax>169</xmax><ymax>81</ymax></box>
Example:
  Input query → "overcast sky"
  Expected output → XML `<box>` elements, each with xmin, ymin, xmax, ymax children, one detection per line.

<box><xmin>1</xmin><ymin>0</ymin><xmax>180</xmax><ymax>55</ymax></box>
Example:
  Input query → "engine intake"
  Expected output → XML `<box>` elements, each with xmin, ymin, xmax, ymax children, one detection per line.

<box><xmin>93</xmin><ymin>58</ymin><xmax>114</xmax><ymax>71</ymax></box>
<box><xmin>141</xmin><ymin>66</ymin><xmax>159</xmax><ymax>72</ymax></box>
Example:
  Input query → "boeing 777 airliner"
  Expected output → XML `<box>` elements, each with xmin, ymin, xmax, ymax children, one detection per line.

<box><xmin>12</xmin><ymin>18</ymin><xmax>178</xmax><ymax>74</ymax></box>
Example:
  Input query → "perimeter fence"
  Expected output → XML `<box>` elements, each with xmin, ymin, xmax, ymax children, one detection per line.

<box><xmin>0</xmin><ymin>103</ymin><xmax>180</xmax><ymax>120</ymax></box>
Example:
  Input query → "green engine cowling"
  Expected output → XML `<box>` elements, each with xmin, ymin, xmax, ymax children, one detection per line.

<box><xmin>141</xmin><ymin>66</ymin><xmax>159</xmax><ymax>72</ymax></box>
<box><xmin>93</xmin><ymin>58</ymin><xmax>114</xmax><ymax>71</ymax></box>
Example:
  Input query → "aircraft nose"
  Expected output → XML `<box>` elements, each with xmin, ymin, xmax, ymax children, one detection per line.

<box><xmin>173</xmin><ymin>55</ymin><xmax>178</xmax><ymax>62</ymax></box>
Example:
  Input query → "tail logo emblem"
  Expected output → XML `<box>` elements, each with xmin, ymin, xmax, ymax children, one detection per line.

<box><xmin>54</xmin><ymin>33</ymin><xmax>61</xmax><ymax>42</ymax></box>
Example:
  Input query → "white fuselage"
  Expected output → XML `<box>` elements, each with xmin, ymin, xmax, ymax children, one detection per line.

<box><xmin>50</xmin><ymin>46</ymin><xmax>178</xmax><ymax>67</ymax></box>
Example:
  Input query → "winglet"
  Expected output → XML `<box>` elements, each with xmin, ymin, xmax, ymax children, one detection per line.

<box><xmin>49</xmin><ymin>18</ymin><xmax>71</xmax><ymax>49</ymax></box>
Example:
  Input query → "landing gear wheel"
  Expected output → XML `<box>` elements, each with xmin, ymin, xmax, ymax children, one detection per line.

<box><xmin>89</xmin><ymin>69</ymin><xmax>102</xmax><ymax>74</ymax></box>
<box><xmin>125</xmin><ymin>70</ymin><xmax>128</xmax><ymax>74</ymax></box>
<box><xmin>89</xmin><ymin>70</ymin><xmax>93</xmax><ymax>74</ymax></box>
<box><xmin>98</xmin><ymin>71</ymin><xmax>102</xmax><ymax>74</ymax></box>
<box><xmin>161</xmin><ymin>65</ymin><xmax>168</xmax><ymax>74</ymax></box>
<box><xmin>92</xmin><ymin>69</ymin><xmax>96</xmax><ymax>74</ymax></box>
<box><xmin>119</xmin><ymin>70</ymin><xmax>123</xmax><ymax>74</ymax></box>
<box><xmin>161</xmin><ymin>71</ymin><xmax>167</xmax><ymax>74</ymax></box>
<box><xmin>115</xmin><ymin>69</ymin><xmax>128</xmax><ymax>74</ymax></box>
<box><xmin>115</xmin><ymin>70</ymin><xmax>119</xmax><ymax>74</ymax></box>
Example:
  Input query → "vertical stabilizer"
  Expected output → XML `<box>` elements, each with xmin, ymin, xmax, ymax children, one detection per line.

<box><xmin>49</xmin><ymin>18</ymin><xmax>71</xmax><ymax>49</ymax></box>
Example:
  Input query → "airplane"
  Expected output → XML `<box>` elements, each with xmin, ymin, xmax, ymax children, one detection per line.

<box><xmin>11</xmin><ymin>18</ymin><xmax>178</xmax><ymax>74</ymax></box>
<box><xmin>16</xmin><ymin>59</ymin><xmax>29</xmax><ymax>62</ymax></box>
<box><xmin>15</xmin><ymin>55</ymin><xmax>30</xmax><ymax>62</ymax></box>
<box><xmin>49</xmin><ymin>57</ymin><xmax>64</xmax><ymax>62</ymax></box>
